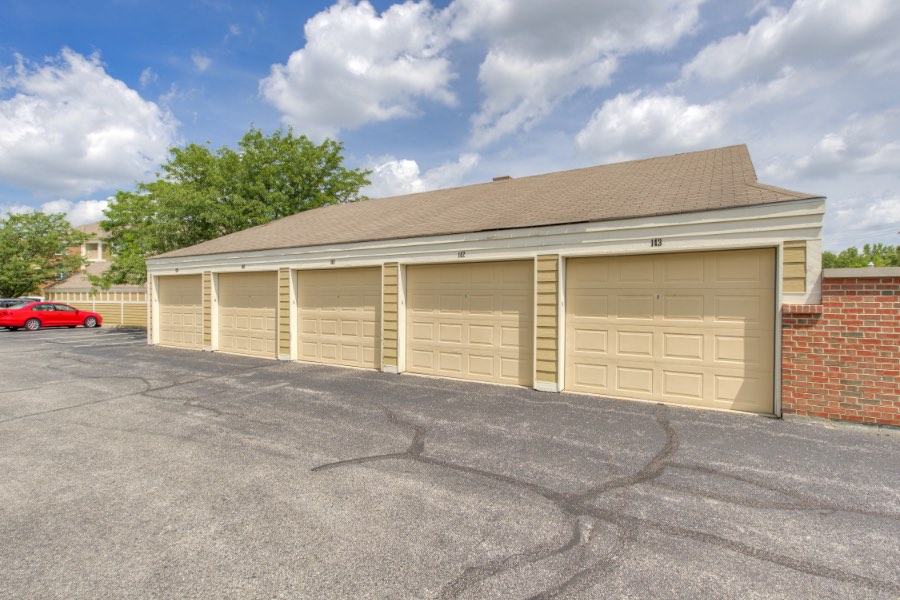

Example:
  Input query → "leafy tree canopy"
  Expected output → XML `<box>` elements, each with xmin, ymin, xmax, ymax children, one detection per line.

<box><xmin>822</xmin><ymin>243</ymin><xmax>900</xmax><ymax>268</ymax></box>
<box><xmin>0</xmin><ymin>212</ymin><xmax>87</xmax><ymax>298</ymax></box>
<box><xmin>99</xmin><ymin>128</ymin><xmax>371</xmax><ymax>285</ymax></box>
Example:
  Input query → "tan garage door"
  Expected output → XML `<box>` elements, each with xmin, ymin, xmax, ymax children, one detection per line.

<box><xmin>408</xmin><ymin>261</ymin><xmax>533</xmax><ymax>386</ymax></box>
<box><xmin>565</xmin><ymin>249</ymin><xmax>775</xmax><ymax>413</ymax></box>
<box><xmin>218</xmin><ymin>272</ymin><xmax>277</xmax><ymax>358</ymax></box>
<box><xmin>158</xmin><ymin>275</ymin><xmax>202</xmax><ymax>349</ymax></box>
<box><xmin>297</xmin><ymin>268</ymin><xmax>381</xmax><ymax>369</ymax></box>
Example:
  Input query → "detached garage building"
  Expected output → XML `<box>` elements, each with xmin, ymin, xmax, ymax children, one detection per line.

<box><xmin>146</xmin><ymin>145</ymin><xmax>824</xmax><ymax>415</ymax></box>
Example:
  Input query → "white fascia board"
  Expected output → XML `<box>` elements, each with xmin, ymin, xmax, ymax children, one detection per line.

<box><xmin>146</xmin><ymin>198</ymin><xmax>825</xmax><ymax>276</ymax></box>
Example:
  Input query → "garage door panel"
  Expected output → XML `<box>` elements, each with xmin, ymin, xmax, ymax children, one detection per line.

<box><xmin>297</xmin><ymin>267</ymin><xmax>380</xmax><ymax>369</ymax></box>
<box><xmin>440</xmin><ymin>295</ymin><xmax>464</xmax><ymax>313</ymax></box>
<box><xmin>411</xmin><ymin>349</ymin><xmax>434</xmax><ymax>370</ymax></box>
<box><xmin>566</xmin><ymin>249</ymin><xmax>775</xmax><ymax>413</ymax></box>
<box><xmin>411</xmin><ymin>321</ymin><xmax>434</xmax><ymax>341</ymax></box>
<box><xmin>500</xmin><ymin>326</ymin><xmax>523</xmax><ymax>348</ymax></box>
<box><xmin>662</xmin><ymin>296</ymin><xmax>704</xmax><ymax>320</ymax></box>
<box><xmin>663</xmin><ymin>333</ymin><xmax>703</xmax><ymax>360</ymax></box>
<box><xmin>617</xmin><ymin>331</ymin><xmax>653</xmax><ymax>357</ymax></box>
<box><xmin>158</xmin><ymin>275</ymin><xmax>203</xmax><ymax>350</ymax></box>
<box><xmin>571</xmin><ymin>293</ymin><xmax>609</xmax><ymax>317</ymax></box>
<box><xmin>714</xmin><ymin>335</ymin><xmax>766</xmax><ymax>364</ymax></box>
<box><xmin>717</xmin><ymin>254</ymin><xmax>763</xmax><ymax>283</ymax></box>
<box><xmin>468</xmin><ymin>354</ymin><xmax>493</xmax><ymax>376</ymax></box>
<box><xmin>663</xmin><ymin>260</ymin><xmax>704</xmax><ymax>284</ymax></box>
<box><xmin>407</xmin><ymin>261</ymin><xmax>533</xmax><ymax>386</ymax></box>
<box><xmin>574</xmin><ymin>364</ymin><xmax>608</xmax><ymax>389</ymax></box>
<box><xmin>574</xmin><ymin>328</ymin><xmax>608</xmax><ymax>353</ymax></box>
<box><xmin>501</xmin><ymin>295</ymin><xmax>531</xmax><ymax>314</ymax></box>
<box><xmin>469</xmin><ymin>295</ymin><xmax>493</xmax><ymax>313</ymax></box>
<box><xmin>439</xmin><ymin>352</ymin><xmax>463</xmax><ymax>373</ymax></box>
<box><xmin>662</xmin><ymin>370</ymin><xmax>704</xmax><ymax>399</ymax></box>
<box><xmin>715</xmin><ymin>295</ymin><xmax>763</xmax><ymax>323</ymax></box>
<box><xmin>471</xmin><ymin>264</ymin><xmax>494</xmax><ymax>283</ymax></box>
<box><xmin>618</xmin><ymin>296</ymin><xmax>654</xmax><ymax>320</ymax></box>
<box><xmin>619</xmin><ymin>258</ymin><xmax>654</xmax><ymax>283</ymax></box>
<box><xmin>617</xmin><ymin>366</ymin><xmax>653</xmax><ymax>393</ymax></box>
<box><xmin>341</xmin><ymin>321</ymin><xmax>358</xmax><ymax>336</ymax></box>
<box><xmin>467</xmin><ymin>325</ymin><xmax>492</xmax><ymax>345</ymax></box>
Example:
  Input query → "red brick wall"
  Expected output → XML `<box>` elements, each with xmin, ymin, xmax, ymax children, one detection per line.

<box><xmin>782</xmin><ymin>274</ymin><xmax>900</xmax><ymax>426</ymax></box>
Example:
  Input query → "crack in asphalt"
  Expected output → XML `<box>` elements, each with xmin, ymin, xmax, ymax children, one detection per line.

<box><xmin>0</xmin><ymin>353</ymin><xmax>282</xmax><ymax>424</ymax></box>
<box><xmin>655</xmin><ymin>462</ymin><xmax>900</xmax><ymax>518</ymax></box>
<box><xmin>313</xmin><ymin>404</ymin><xmax>900</xmax><ymax>598</ymax></box>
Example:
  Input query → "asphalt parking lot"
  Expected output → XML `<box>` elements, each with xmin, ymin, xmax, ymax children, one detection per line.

<box><xmin>0</xmin><ymin>327</ymin><xmax>898</xmax><ymax>599</ymax></box>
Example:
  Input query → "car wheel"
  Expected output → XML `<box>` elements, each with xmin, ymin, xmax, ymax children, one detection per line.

<box><xmin>24</xmin><ymin>318</ymin><xmax>41</xmax><ymax>331</ymax></box>
<box><xmin>84</xmin><ymin>317</ymin><xmax>98</xmax><ymax>328</ymax></box>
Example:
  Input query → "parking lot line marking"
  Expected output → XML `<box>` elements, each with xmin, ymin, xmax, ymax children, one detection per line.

<box><xmin>52</xmin><ymin>333</ymin><xmax>143</xmax><ymax>344</ymax></box>
<box><xmin>71</xmin><ymin>341</ymin><xmax>146</xmax><ymax>348</ymax></box>
<box><xmin>25</xmin><ymin>332</ymin><xmax>140</xmax><ymax>341</ymax></box>
<box><xmin>9</xmin><ymin>333</ymin><xmax>114</xmax><ymax>342</ymax></box>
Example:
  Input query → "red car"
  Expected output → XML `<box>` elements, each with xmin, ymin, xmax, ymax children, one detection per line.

<box><xmin>0</xmin><ymin>302</ymin><xmax>102</xmax><ymax>331</ymax></box>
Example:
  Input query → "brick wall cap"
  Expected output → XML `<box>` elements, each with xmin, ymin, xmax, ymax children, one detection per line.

<box><xmin>782</xmin><ymin>304</ymin><xmax>824</xmax><ymax>314</ymax></box>
<box><xmin>824</xmin><ymin>267</ymin><xmax>900</xmax><ymax>279</ymax></box>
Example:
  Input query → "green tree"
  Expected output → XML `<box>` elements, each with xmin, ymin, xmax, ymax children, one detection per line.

<box><xmin>0</xmin><ymin>212</ymin><xmax>87</xmax><ymax>297</ymax></box>
<box><xmin>99</xmin><ymin>128</ymin><xmax>371</xmax><ymax>285</ymax></box>
<box><xmin>822</xmin><ymin>243</ymin><xmax>900</xmax><ymax>268</ymax></box>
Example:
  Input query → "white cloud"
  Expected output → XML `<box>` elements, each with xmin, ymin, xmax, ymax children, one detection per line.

<box><xmin>229</xmin><ymin>24</ymin><xmax>242</xmax><ymax>36</ymax></box>
<box><xmin>261</xmin><ymin>0</ymin><xmax>702</xmax><ymax>145</ymax></box>
<box><xmin>451</xmin><ymin>0</ymin><xmax>704</xmax><ymax>147</ymax></box>
<box><xmin>365</xmin><ymin>153</ymin><xmax>479</xmax><ymax>198</ymax></box>
<box><xmin>40</xmin><ymin>198</ymin><xmax>110</xmax><ymax>225</ymax></box>
<box><xmin>139</xmin><ymin>67</ymin><xmax>157</xmax><ymax>88</ymax></box>
<box><xmin>823</xmin><ymin>192</ymin><xmax>900</xmax><ymax>250</ymax></box>
<box><xmin>0</xmin><ymin>49</ymin><xmax>179</xmax><ymax>197</ymax></box>
<box><xmin>576</xmin><ymin>92</ymin><xmax>725</xmax><ymax>162</ymax></box>
<box><xmin>769</xmin><ymin>111</ymin><xmax>900</xmax><ymax>179</ymax></box>
<box><xmin>683</xmin><ymin>0</ymin><xmax>900</xmax><ymax>83</ymax></box>
<box><xmin>260</xmin><ymin>0</ymin><xmax>455</xmax><ymax>140</ymax></box>
<box><xmin>191</xmin><ymin>52</ymin><xmax>212</xmax><ymax>72</ymax></box>
<box><xmin>0</xmin><ymin>203</ymin><xmax>34</xmax><ymax>217</ymax></box>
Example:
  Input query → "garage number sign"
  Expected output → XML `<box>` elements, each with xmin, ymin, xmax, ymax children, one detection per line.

<box><xmin>650</xmin><ymin>238</ymin><xmax>663</xmax><ymax>247</ymax></box>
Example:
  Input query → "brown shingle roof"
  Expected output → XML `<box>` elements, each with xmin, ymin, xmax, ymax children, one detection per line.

<box><xmin>74</xmin><ymin>222</ymin><xmax>110</xmax><ymax>239</ymax></box>
<box><xmin>156</xmin><ymin>145</ymin><xmax>821</xmax><ymax>259</ymax></box>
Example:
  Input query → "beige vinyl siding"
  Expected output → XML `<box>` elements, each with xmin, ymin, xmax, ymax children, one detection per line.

<box><xmin>407</xmin><ymin>261</ymin><xmax>534</xmax><ymax>386</ymax></box>
<box><xmin>278</xmin><ymin>268</ymin><xmax>292</xmax><ymax>357</ymax></box>
<box><xmin>535</xmin><ymin>255</ymin><xmax>559</xmax><ymax>384</ymax></box>
<box><xmin>202</xmin><ymin>272</ymin><xmax>213</xmax><ymax>347</ymax></box>
<box><xmin>158</xmin><ymin>275</ymin><xmax>203</xmax><ymax>349</ymax></box>
<box><xmin>783</xmin><ymin>241</ymin><xmax>807</xmax><ymax>293</ymax></box>
<box><xmin>122</xmin><ymin>302</ymin><xmax>146</xmax><ymax>327</ymax></box>
<box><xmin>297</xmin><ymin>267</ymin><xmax>381</xmax><ymax>369</ymax></box>
<box><xmin>383</xmin><ymin>263</ymin><xmax>399</xmax><ymax>368</ymax></box>
<box><xmin>565</xmin><ymin>249</ymin><xmax>775</xmax><ymax>413</ymax></box>
<box><xmin>218</xmin><ymin>272</ymin><xmax>278</xmax><ymax>358</ymax></box>
<box><xmin>45</xmin><ymin>290</ymin><xmax>147</xmax><ymax>328</ymax></box>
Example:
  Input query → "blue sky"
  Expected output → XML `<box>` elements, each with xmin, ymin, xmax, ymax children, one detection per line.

<box><xmin>1</xmin><ymin>0</ymin><xmax>898</xmax><ymax>250</ymax></box>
